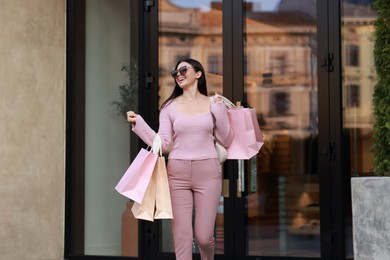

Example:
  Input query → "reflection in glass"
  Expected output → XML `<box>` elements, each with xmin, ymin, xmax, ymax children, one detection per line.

<box><xmin>84</xmin><ymin>0</ymin><xmax>138</xmax><ymax>256</ymax></box>
<box><xmin>341</xmin><ymin>0</ymin><xmax>376</xmax><ymax>258</ymax></box>
<box><xmin>341</xmin><ymin>0</ymin><xmax>376</xmax><ymax>178</ymax></box>
<box><xmin>158</xmin><ymin>0</ymin><xmax>223</xmax><ymax>107</ymax></box>
<box><xmin>244</xmin><ymin>0</ymin><xmax>320</xmax><ymax>257</ymax></box>
<box><xmin>158</xmin><ymin>0</ymin><xmax>224</xmax><ymax>254</ymax></box>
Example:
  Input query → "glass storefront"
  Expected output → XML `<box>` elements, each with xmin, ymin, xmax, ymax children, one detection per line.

<box><xmin>84</xmin><ymin>0</ymin><xmax>138</xmax><ymax>256</ymax></box>
<box><xmin>341</xmin><ymin>0</ymin><xmax>376</xmax><ymax>258</ymax></box>
<box><xmin>67</xmin><ymin>0</ymin><xmax>139</xmax><ymax>257</ymax></box>
<box><xmin>158</xmin><ymin>0</ymin><xmax>224</xmax><ymax>104</ymax></box>
<box><xmin>158</xmin><ymin>0</ymin><xmax>224</xmax><ymax>254</ymax></box>
<box><xmin>66</xmin><ymin>0</ymin><xmax>380</xmax><ymax>259</ymax></box>
<box><xmin>243</xmin><ymin>0</ymin><xmax>320</xmax><ymax>257</ymax></box>
<box><xmin>341</xmin><ymin>0</ymin><xmax>376</xmax><ymax>178</ymax></box>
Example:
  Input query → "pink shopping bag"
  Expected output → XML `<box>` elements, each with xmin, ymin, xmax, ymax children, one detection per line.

<box><xmin>131</xmin><ymin>156</ymin><xmax>173</xmax><ymax>221</ymax></box>
<box><xmin>226</xmin><ymin>107</ymin><xmax>264</xmax><ymax>159</ymax></box>
<box><xmin>131</xmin><ymin>162</ymin><xmax>158</xmax><ymax>221</ymax></box>
<box><xmin>115</xmin><ymin>148</ymin><xmax>158</xmax><ymax>203</ymax></box>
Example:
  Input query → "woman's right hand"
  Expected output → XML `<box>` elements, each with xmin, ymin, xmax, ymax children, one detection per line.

<box><xmin>126</xmin><ymin>111</ymin><xmax>138</xmax><ymax>123</ymax></box>
<box><xmin>211</xmin><ymin>92</ymin><xmax>224</xmax><ymax>104</ymax></box>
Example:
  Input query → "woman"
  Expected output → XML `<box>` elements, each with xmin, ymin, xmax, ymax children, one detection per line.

<box><xmin>126</xmin><ymin>58</ymin><xmax>233</xmax><ymax>260</ymax></box>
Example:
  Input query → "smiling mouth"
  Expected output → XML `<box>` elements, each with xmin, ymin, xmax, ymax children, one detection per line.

<box><xmin>177</xmin><ymin>77</ymin><xmax>186</xmax><ymax>83</ymax></box>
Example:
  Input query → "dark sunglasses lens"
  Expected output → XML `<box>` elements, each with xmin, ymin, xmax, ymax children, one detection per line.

<box><xmin>171</xmin><ymin>66</ymin><xmax>188</xmax><ymax>78</ymax></box>
<box><xmin>178</xmin><ymin>66</ymin><xmax>188</xmax><ymax>76</ymax></box>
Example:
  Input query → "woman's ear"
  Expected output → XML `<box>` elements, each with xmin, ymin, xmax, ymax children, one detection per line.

<box><xmin>196</xmin><ymin>71</ymin><xmax>202</xmax><ymax>79</ymax></box>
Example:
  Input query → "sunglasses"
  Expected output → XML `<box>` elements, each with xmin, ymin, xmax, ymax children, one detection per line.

<box><xmin>170</xmin><ymin>66</ymin><xmax>193</xmax><ymax>79</ymax></box>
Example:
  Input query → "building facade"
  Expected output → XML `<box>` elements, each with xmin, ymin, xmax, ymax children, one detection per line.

<box><xmin>0</xmin><ymin>0</ymin><xmax>377</xmax><ymax>259</ymax></box>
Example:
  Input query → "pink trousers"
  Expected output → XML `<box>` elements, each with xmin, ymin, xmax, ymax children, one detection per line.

<box><xmin>167</xmin><ymin>158</ymin><xmax>222</xmax><ymax>260</ymax></box>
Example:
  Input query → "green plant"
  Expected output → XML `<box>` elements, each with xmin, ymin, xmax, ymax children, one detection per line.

<box><xmin>372</xmin><ymin>0</ymin><xmax>390</xmax><ymax>176</ymax></box>
<box><xmin>112</xmin><ymin>59</ymin><xmax>138</xmax><ymax>118</ymax></box>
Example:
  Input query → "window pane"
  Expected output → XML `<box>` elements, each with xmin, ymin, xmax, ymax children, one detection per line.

<box><xmin>341</xmin><ymin>0</ymin><xmax>376</xmax><ymax>258</ymax></box>
<box><xmin>158</xmin><ymin>0</ymin><xmax>224</xmax><ymax>107</ymax></box>
<box><xmin>158</xmin><ymin>0</ymin><xmax>224</xmax><ymax>254</ymax></box>
<box><xmin>84</xmin><ymin>0</ymin><xmax>138</xmax><ymax>256</ymax></box>
<box><xmin>244</xmin><ymin>0</ymin><xmax>320</xmax><ymax>257</ymax></box>
<box><xmin>346</xmin><ymin>44</ymin><xmax>360</xmax><ymax>66</ymax></box>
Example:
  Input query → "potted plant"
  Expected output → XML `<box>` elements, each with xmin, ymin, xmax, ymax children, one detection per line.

<box><xmin>112</xmin><ymin>59</ymin><xmax>138</xmax><ymax>118</ymax></box>
<box><xmin>351</xmin><ymin>0</ymin><xmax>390</xmax><ymax>258</ymax></box>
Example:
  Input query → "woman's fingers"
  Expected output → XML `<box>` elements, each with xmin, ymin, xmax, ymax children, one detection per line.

<box><xmin>126</xmin><ymin>111</ymin><xmax>138</xmax><ymax>122</ymax></box>
<box><xmin>213</xmin><ymin>92</ymin><xmax>223</xmax><ymax>103</ymax></box>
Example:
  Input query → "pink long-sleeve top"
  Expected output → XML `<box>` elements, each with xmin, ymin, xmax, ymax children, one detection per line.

<box><xmin>132</xmin><ymin>101</ymin><xmax>233</xmax><ymax>160</ymax></box>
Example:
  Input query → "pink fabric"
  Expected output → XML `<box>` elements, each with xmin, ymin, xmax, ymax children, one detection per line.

<box><xmin>167</xmin><ymin>159</ymin><xmax>221</xmax><ymax>260</ymax></box>
<box><xmin>131</xmin><ymin>100</ymin><xmax>232</xmax><ymax>260</ymax></box>
<box><xmin>132</xmin><ymin>101</ymin><xmax>233</xmax><ymax>160</ymax></box>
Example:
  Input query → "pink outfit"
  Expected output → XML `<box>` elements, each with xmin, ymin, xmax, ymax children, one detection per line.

<box><xmin>132</xmin><ymin>100</ymin><xmax>233</xmax><ymax>260</ymax></box>
<box><xmin>132</xmin><ymin>101</ymin><xmax>233</xmax><ymax>159</ymax></box>
<box><xmin>168</xmin><ymin>159</ymin><xmax>222</xmax><ymax>260</ymax></box>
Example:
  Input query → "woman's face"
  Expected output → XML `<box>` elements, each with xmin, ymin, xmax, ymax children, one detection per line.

<box><xmin>172</xmin><ymin>62</ymin><xmax>201</xmax><ymax>89</ymax></box>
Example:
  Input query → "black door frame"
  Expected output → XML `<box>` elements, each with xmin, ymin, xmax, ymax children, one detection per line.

<box><xmin>140</xmin><ymin>0</ymin><xmax>349</xmax><ymax>260</ymax></box>
<box><xmin>65</xmin><ymin>0</ymin><xmax>144</xmax><ymax>259</ymax></box>
<box><xmin>318</xmin><ymin>0</ymin><xmax>349</xmax><ymax>259</ymax></box>
<box><xmin>64</xmin><ymin>0</ymin><xmax>350</xmax><ymax>259</ymax></box>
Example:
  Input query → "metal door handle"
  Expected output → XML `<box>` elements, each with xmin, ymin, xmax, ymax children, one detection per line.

<box><xmin>238</xmin><ymin>159</ymin><xmax>245</xmax><ymax>192</ymax></box>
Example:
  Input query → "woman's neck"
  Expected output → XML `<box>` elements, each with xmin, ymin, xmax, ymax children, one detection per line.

<box><xmin>182</xmin><ymin>91</ymin><xmax>200</xmax><ymax>100</ymax></box>
<box><xmin>177</xmin><ymin>90</ymin><xmax>203</xmax><ymax>103</ymax></box>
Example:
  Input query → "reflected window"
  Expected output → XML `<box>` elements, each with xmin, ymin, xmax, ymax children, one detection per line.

<box><xmin>208</xmin><ymin>55</ymin><xmax>221</xmax><ymax>75</ymax></box>
<box><xmin>346</xmin><ymin>44</ymin><xmax>360</xmax><ymax>66</ymax></box>
<box><xmin>271</xmin><ymin>53</ymin><xmax>287</xmax><ymax>76</ymax></box>
<box><xmin>346</xmin><ymin>84</ymin><xmax>360</xmax><ymax>107</ymax></box>
<box><xmin>270</xmin><ymin>92</ymin><xmax>291</xmax><ymax>116</ymax></box>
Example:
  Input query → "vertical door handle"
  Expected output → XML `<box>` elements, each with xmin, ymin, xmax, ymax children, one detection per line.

<box><xmin>222</xmin><ymin>179</ymin><xmax>230</xmax><ymax>198</ymax></box>
<box><xmin>238</xmin><ymin>159</ymin><xmax>245</xmax><ymax>192</ymax></box>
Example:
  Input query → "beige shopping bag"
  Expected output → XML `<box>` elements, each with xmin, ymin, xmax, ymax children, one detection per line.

<box><xmin>154</xmin><ymin>157</ymin><xmax>173</xmax><ymax>219</ymax></box>
<box><xmin>131</xmin><ymin>162</ymin><xmax>158</xmax><ymax>222</ymax></box>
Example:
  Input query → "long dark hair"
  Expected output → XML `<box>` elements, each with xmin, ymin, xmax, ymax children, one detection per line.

<box><xmin>161</xmin><ymin>58</ymin><xmax>208</xmax><ymax>108</ymax></box>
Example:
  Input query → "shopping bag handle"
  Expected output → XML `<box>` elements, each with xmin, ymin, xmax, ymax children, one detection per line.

<box><xmin>152</xmin><ymin>134</ymin><xmax>162</xmax><ymax>156</ymax></box>
<box><xmin>221</xmin><ymin>96</ymin><xmax>236</xmax><ymax>108</ymax></box>
<box><xmin>209</xmin><ymin>95</ymin><xmax>237</xmax><ymax>109</ymax></box>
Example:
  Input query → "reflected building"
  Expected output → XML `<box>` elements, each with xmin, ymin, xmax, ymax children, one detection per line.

<box><xmin>160</xmin><ymin>0</ymin><xmax>317</xmax><ymax>131</ymax></box>
<box><xmin>245</xmin><ymin>1</ymin><xmax>317</xmax><ymax>133</ymax></box>
<box><xmin>158</xmin><ymin>1</ymin><xmax>376</xmax><ymax>256</ymax></box>
<box><xmin>159</xmin><ymin>0</ymin><xmax>376</xmax><ymax>175</ymax></box>
<box><xmin>159</xmin><ymin>0</ymin><xmax>224</xmax><ymax>101</ymax></box>
<box><xmin>342</xmin><ymin>0</ymin><xmax>376</xmax><ymax>175</ymax></box>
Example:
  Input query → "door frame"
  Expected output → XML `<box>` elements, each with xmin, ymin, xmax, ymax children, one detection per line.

<box><xmin>64</xmin><ymin>0</ymin><xmax>350</xmax><ymax>259</ymax></box>
<box><xmin>140</xmin><ymin>0</ymin><xmax>349</xmax><ymax>259</ymax></box>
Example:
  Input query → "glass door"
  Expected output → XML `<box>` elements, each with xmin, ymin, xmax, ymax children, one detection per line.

<box><xmin>156</xmin><ymin>0</ymin><xmax>224</xmax><ymax>258</ymax></box>
<box><xmin>157</xmin><ymin>0</ymin><xmax>224</xmax><ymax>104</ymax></box>
<box><xmin>341</xmin><ymin>0</ymin><xmax>377</xmax><ymax>258</ymax></box>
<box><xmin>145</xmin><ymin>0</ymin><xmax>346</xmax><ymax>259</ymax></box>
<box><xmin>241</xmin><ymin>0</ymin><xmax>320</xmax><ymax>258</ymax></box>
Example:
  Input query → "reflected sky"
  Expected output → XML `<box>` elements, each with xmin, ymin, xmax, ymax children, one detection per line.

<box><xmin>170</xmin><ymin>0</ymin><xmax>281</xmax><ymax>11</ymax></box>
